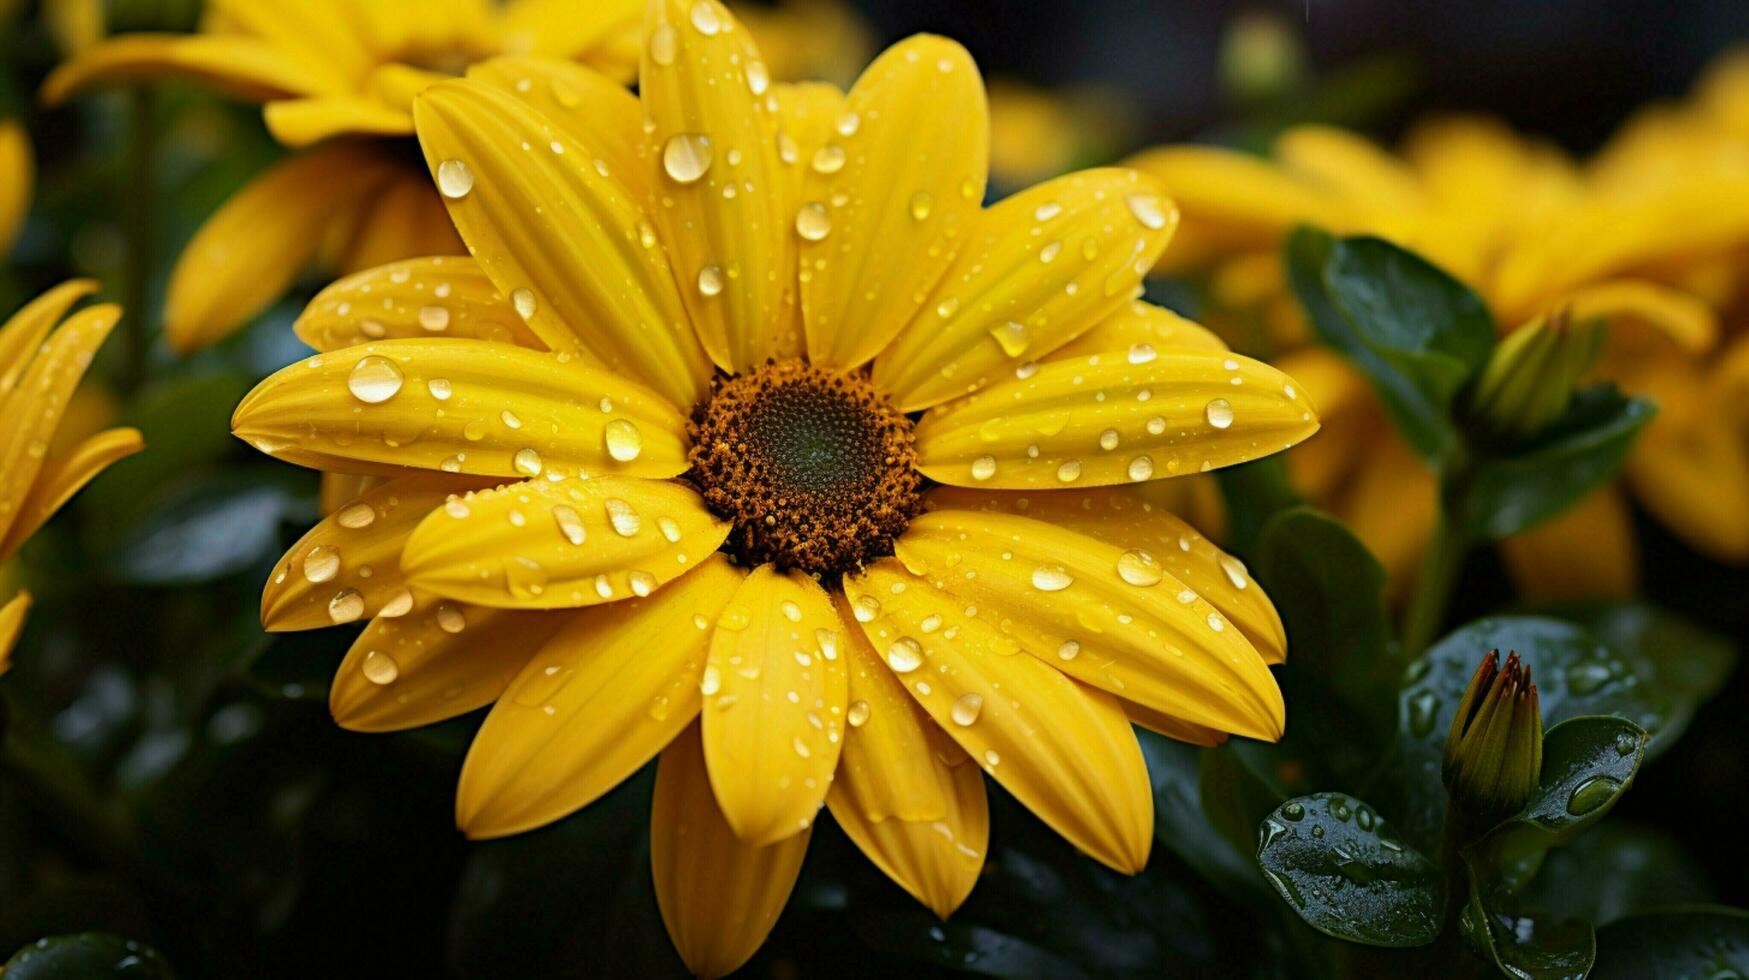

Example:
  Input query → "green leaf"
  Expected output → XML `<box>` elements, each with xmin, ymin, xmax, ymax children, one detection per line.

<box><xmin>1200</xmin><ymin>743</ymin><xmax>1287</xmax><ymax>859</ymax></box>
<box><xmin>1457</xmin><ymin>902</ymin><xmax>1595</xmax><ymax>980</ymax></box>
<box><xmin>1255</xmin><ymin>792</ymin><xmax>1443</xmax><ymax>947</ymax></box>
<box><xmin>1591</xmin><ymin>906</ymin><xmax>1749</xmax><ymax>979</ymax></box>
<box><xmin>1138</xmin><ymin>733</ymin><xmax>1267</xmax><ymax>900</ymax></box>
<box><xmin>1389</xmin><ymin>617</ymin><xmax>1668</xmax><ymax>853</ymax></box>
<box><xmin>3</xmin><ymin>933</ymin><xmax>174</xmax><ymax>979</ymax></box>
<box><xmin>1565</xmin><ymin>602</ymin><xmax>1736</xmax><ymax>743</ymax></box>
<box><xmin>1518</xmin><ymin>823</ymin><xmax>1715</xmax><ymax>926</ymax></box>
<box><xmin>1456</xmin><ymin>385</ymin><xmax>1655</xmax><ymax>539</ymax></box>
<box><xmin>1286</xmin><ymin>227</ymin><xmax>1494</xmax><ymax>461</ymax></box>
<box><xmin>106</xmin><ymin>467</ymin><xmax>308</xmax><ymax>586</ymax></box>
<box><xmin>1214</xmin><ymin>456</ymin><xmax>1298</xmax><ymax>556</ymax></box>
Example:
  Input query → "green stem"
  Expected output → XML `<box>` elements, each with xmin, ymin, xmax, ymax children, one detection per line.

<box><xmin>1403</xmin><ymin>515</ymin><xmax>1466</xmax><ymax>658</ymax></box>
<box><xmin>120</xmin><ymin>85</ymin><xmax>156</xmax><ymax>395</ymax></box>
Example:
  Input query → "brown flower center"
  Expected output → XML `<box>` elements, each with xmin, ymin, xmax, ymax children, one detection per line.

<box><xmin>687</xmin><ymin>359</ymin><xmax>923</xmax><ymax>578</ymax></box>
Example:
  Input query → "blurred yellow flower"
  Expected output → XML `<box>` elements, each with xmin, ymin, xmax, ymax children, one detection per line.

<box><xmin>0</xmin><ymin>119</ymin><xmax>31</xmax><ymax>257</ymax></box>
<box><xmin>1128</xmin><ymin>55</ymin><xmax>1749</xmax><ymax>594</ymax></box>
<box><xmin>42</xmin><ymin>0</ymin><xmax>644</xmax><ymax>353</ymax></box>
<box><xmin>0</xmin><ymin>282</ymin><xmax>145</xmax><ymax>674</ymax></box>
<box><xmin>233</xmin><ymin>2</ymin><xmax>1320</xmax><ymax>971</ymax></box>
<box><xmin>986</xmin><ymin>78</ymin><xmax>1138</xmax><ymax>190</ymax></box>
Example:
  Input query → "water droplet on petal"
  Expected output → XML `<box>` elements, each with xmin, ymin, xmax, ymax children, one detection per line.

<box><xmin>689</xmin><ymin>0</ymin><xmax>721</xmax><ymax>35</ymax></box>
<box><xmin>437</xmin><ymin>602</ymin><xmax>467</xmax><ymax>634</ymax></box>
<box><xmin>348</xmin><ymin>355</ymin><xmax>404</xmax><ymax>403</ymax></box>
<box><xmin>885</xmin><ymin>636</ymin><xmax>924</xmax><ymax>672</ymax></box>
<box><xmin>697</xmin><ymin>264</ymin><xmax>725</xmax><ymax>296</ymax></box>
<box><xmin>604</xmin><ymin>498</ymin><xmax>642</xmax><ymax>537</ymax></box>
<box><xmin>988</xmin><ymin>321</ymin><xmax>1030</xmax><ymax>356</ymax></box>
<box><xmin>1031</xmin><ymin>566</ymin><xmax>1073</xmax><ymax>591</ymax></box>
<box><xmin>1116</xmin><ymin>549</ymin><xmax>1163</xmax><ymax>586</ymax></box>
<box><xmin>662</xmin><ymin>133</ymin><xmax>713</xmax><ymax>183</ymax></box>
<box><xmin>512</xmin><ymin>287</ymin><xmax>537</xmax><ymax>320</ymax></box>
<box><xmin>1056</xmin><ymin>460</ymin><xmax>1082</xmax><ymax>482</ymax></box>
<box><xmin>1128</xmin><ymin>343</ymin><xmax>1156</xmax><ymax>364</ymax></box>
<box><xmin>604</xmin><ymin>418</ymin><xmax>644</xmax><ymax>461</ymax></box>
<box><xmin>303</xmin><ymin>546</ymin><xmax>340</xmax><ymax>583</ymax></box>
<box><xmin>794</xmin><ymin>202</ymin><xmax>831</xmax><ymax>241</ymax></box>
<box><xmin>552</xmin><ymin>504</ymin><xmax>586</xmax><ymax>545</ymax></box>
<box><xmin>328</xmin><ymin>589</ymin><xmax>364</xmax><ymax>624</ymax></box>
<box><xmin>1205</xmin><ymin>398</ymin><xmax>1235</xmax><ymax>429</ymax></box>
<box><xmin>428</xmin><ymin>378</ymin><xmax>453</xmax><ymax>400</ymax></box>
<box><xmin>649</xmin><ymin>23</ymin><xmax>677</xmax><ymax>64</ymax></box>
<box><xmin>362</xmin><ymin>650</ymin><xmax>399</xmax><ymax>684</ymax></box>
<box><xmin>1127</xmin><ymin>193</ymin><xmax>1170</xmax><ymax>229</ymax></box>
<box><xmin>970</xmin><ymin>455</ymin><xmax>997</xmax><ymax>481</ymax></box>
<box><xmin>847</xmin><ymin>699</ymin><xmax>870</xmax><ymax>727</ymax></box>
<box><xmin>950</xmin><ymin>692</ymin><xmax>984</xmax><ymax>726</ymax></box>
<box><xmin>909</xmin><ymin>191</ymin><xmax>934</xmax><ymax>220</ymax></box>
<box><xmin>1057</xmin><ymin>639</ymin><xmax>1081</xmax><ymax>660</ymax></box>
<box><xmin>1127</xmin><ymin>455</ymin><xmax>1154</xmax><ymax>481</ymax></box>
<box><xmin>379</xmin><ymin>588</ymin><xmax>414</xmax><ymax>618</ymax></box>
<box><xmin>337</xmin><ymin>503</ymin><xmax>376</xmax><ymax>529</ymax></box>
<box><xmin>811</xmin><ymin>144</ymin><xmax>846</xmax><ymax>174</ymax></box>
<box><xmin>418</xmin><ymin>305</ymin><xmax>450</xmax><ymax>331</ymax></box>
<box><xmin>437</xmin><ymin>159</ymin><xmax>474</xmax><ymax>198</ymax></box>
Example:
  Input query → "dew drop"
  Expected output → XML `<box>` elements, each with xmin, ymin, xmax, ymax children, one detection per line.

<box><xmin>1055</xmin><ymin>460</ymin><xmax>1082</xmax><ymax>482</ymax></box>
<box><xmin>436</xmin><ymin>602</ymin><xmax>467</xmax><ymax>634</ymax></box>
<box><xmin>511</xmin><ymin>287</ymin><xmax>537</xmax><ymax>320</ymax></box>
<box><xmin>418</xmin><ymin>305</ymin><xmax>450</xmax><ymax>331</ymax></box>
<box><xmin>811</xmin><ymin>144</ymin><xmax>846</xmax><ymax>174</ymax></box>
<box><xmin>988</xmin><ymin>321</ymin><xmax>1030</xmax><ymax>356</ymax></box>
<box><xmin>696</xmin><ymin>264</ymin><xmax>725</xmax><ymax>296</ymax></box>
<box><xmin>303</xmin><ymin>546</ymin><xmax>340</xmax><ymax>583</ymax></box>
<box><xmin>1127</xmin><ymin>343</ymin><xmax>1156</xmax><ymax>365</ymax></box>
<box><xmin>970</xmin><ymin>455</ymin><xmax>997</xmax><ymax>481</ymax></box>
<box><xmin>847</xmin><ymin>699</ymin><xmax>870</xmax><ymax>727</ymax></box>
<box><xmin>604</xmin><ymin>418</ymin><xmax>644</xmax><ymax>461</ymax></box>
<box><xmin>362</xmin><ymin>650</ymin><xmax>399</xmax><ymax>685</ymax></box>
<box><xmin>852</xmin><ymin>595</ymin><xmax>880</xmax><ymax>622</ymax></box>
<box><xmin>909</xmin><ymin>191</ymin><xmax>934</xmax><ymax>221</ymax></box>
<box><xmin>700</xmin><ymin>664</ymin><xmax>721</xmax><ymax>695</ymax></box>
<box><xmin>337</xmin><ymin>503</ymin><xmax>376</xmax><ymax>529</ymax></box>
<box><xmin>1116</xmin><ymin>549</ymin><xmax>1163</xmax><ymax>587</ymax></box>
<box><xmin>649</xmin><ymin>22</ymin><xmax>677</xmax><ymax>64</ymax></box>
<box><xmin>950</xmin><ymin>693</ymin><xmax>984</xmax><ymax>726</ymax></box>
<box><xmin>1127</xmin><ymin>193</ymin><xmax>1170</xmax><ymax>229</ymax></box>
<box><xmin>427</xmin><ymin>378</ymin><xmax>453</xmax><ymax>401</ymax></box>
<box><xmin>1127</xmin><ymin>455</ymin><xmax>1154</xmax><ymax>481</ymax></box>
<box><xmin>885</xmin><ymin>636</ymin><xmax>924</xmax><ymax>673</ymax></box>
<box><xmin>1099</xmin><ymin>428</ymin><xmax>1120</xmax><ymax>451</ymax></box>
<box><xmin>1035</xmin><ymin>201</ymin><xmax>1063</xmax><ymax>221</ymax></box>
<box><xmin>657</xmin><ymin>516</ymin><xmax>683</xmax><ymax>542</ymax></box>
<box><xmin>605</xmin><ymin>498</ymin><xmax>642</xmax><ymax>537</ymax></box>
<box><xmin>1057</xmin><ymin>639</ymin><xmax>1081</xmax><ymax>660</ymax></box>
<box><xmin>1219</xmin><ymin>554</ymin><xmax>1250</xmax><ymax>590</ymax></box>
<box><xmin>688</xmin><ymin>0</ymin><xmax>721</xmax><ymax>35</ymax></box>
<box><xmin>744</xmin><ymin>59</ymin><xmax>770</xmax><ymax>95</ymax></box>
<box><xmin>629</xmin><ymin>570</ymin><xmax>657</xmax><ymax>597</ymax></box>
<box><xmin>378</xmin><ymin>588</ymin><xmax>414</xmax><ymax>618</ymax></box>
<box><xmin>794</xmin><ymin>202</ymin><xmax>832</xmax><ymax>241</ymax></box>
<box><xmin>328</xmin><ymin>589</ymin><xmax>365</xmax><ymax>624</ymax></box>
<box><xmin>436</xmin><ymin>159</ymin><xmax>474</xmax><ymax>198</ymax></box>
<box><xmin>348</xmin><ymin>355</ymin><xmax>404</xmax><ymax>403</ymax></box>
<box><xmin>1205</xmin><ymin>398</ymin><xmax>1235</xmax><ymax>429</ymax></box>
<box><xmin>1567</xmin><ymin>775</ymin><xmax>1622</xmax><ymax>816</ymax></box>
<box><xmin>1031</xmin><ymin>566</ymin><xmax>1073</xmax><ymax>591</ymax></box>
<box><xmin>662</xmin><ymin>133</ymin><xmax>713</xmax><ymax>183</ymax></box>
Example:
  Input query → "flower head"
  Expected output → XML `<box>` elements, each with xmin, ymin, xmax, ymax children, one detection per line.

<box><xmin>0</xmin><ymin>282</ymin><xmax>144</xmax><ymax>672</ymax></box>
<box><xmin>42</xmin><ymin>0</ymin><xmax>645</xmax><ymax>351</ymax></box>
<box><xmin>1443</xmin><ymin>649</ymin><xmax>1543</xmax><ymax>824</ymax></box>
<box><xmin>234</xmin><ymin>1</ymin><xmax>1321</xmax><ymax>971</ymax></box>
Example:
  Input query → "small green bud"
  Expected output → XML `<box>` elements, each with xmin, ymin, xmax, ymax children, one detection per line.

<box><xmin>1219</xmin><ymin>12</ymin><xmax>1307</xmax><ymax>105</ymax></box>
<box><xmin>1468</xmin><ymin>309</ymin><xmax>1605</xmax><ymax>442</ymax></box>
<box><xmin>1443</xmin><ymin>650</ymin><xmax>1543</xmax><ymax>824</ymax></box>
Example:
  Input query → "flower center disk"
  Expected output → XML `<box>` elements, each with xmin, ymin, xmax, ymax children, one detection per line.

<box><xmin>687</xmin><ymin>359</ymin><xmax>923</xmax><ymax>577</ymax></box>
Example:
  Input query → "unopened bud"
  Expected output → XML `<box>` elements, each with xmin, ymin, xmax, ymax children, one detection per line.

<box><xmin>1468</xmin><ymin>309</ymin><xmax>1604</xmax><ymax>442</ymax></box>
<box><xmin>1442</xmin><ymin>650</ymin><xmax>1543</xmax><ymax>823</ymax></box>
<box><xmin>1220</xmin><ymin>12</ymin><xmax>1307</xmax><ymax>105</ymax></box>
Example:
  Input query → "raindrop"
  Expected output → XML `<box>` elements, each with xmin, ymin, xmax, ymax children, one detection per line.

<box><xmin>1407</xmin><ymin>691</ymin><xmax>1440</xmax><ymax>737</ymax></box>
<box><xmin>700</xmin><ymin>664</ymin><xmax>721</xmax><ymax>695</ymax></box>
<box><xmin>1099</xmin><ymin>429</ymin><xmax>1120</xmax><ymax>451</ymax></box>
<box><xmin>436</xmin><ymin>602</ymin><xmax>467</xmax><ymax>634</ymax></box>
<box><xmin>513</xmin><ymin>448</ymin><xmax>543</xmax><ymax>477</ymax></box>
<box><xmin>744</xmin><ymin>60</ymin><xmax>770</xmax><ymax>95</ymax></box>
<box><xmin>328</xmin><ymin>589</ymin><xmax>365</xmax><ymax>624</ymax></box>
<box><xmin>649</xmin><ymin>23</ymin><xmax>677</xmax><ymax>64</ymax></box>
<box><xmin>1127</xmin><ymin>343</ymin><xmax>1156</xmax><ymax>365</ymax></box>
<box><xmin>1057</xmin><ymin>639</ymin><xmax>1081</xmax><ymax>660</ymax></box>
<box><xmin>1031</xmin><ymin>566</ymin><xmax>1073</xmax><ymax>591</ymax></box>
<box><xmin>847</xmin><ymin>699</ymin><xmax>870</xmax><ymax>727</ymax></box>
<box><xmin>910</xmin><ymin>192</ymin><xmax>933</xmax><ymax>221</ymax></box>
<box><xmin>1034</xmin><ymin>202</ymin><xmax>1062</xmax><ymax>221</ymax></box>
<box><xmin>379</xmin><ymin>589</ymin><xmax>414</xmax><ymax>618</ymax></box>
<box><xmin>605</xmin><ymin>498</ymin><xmax>642</xmax><ymax>536</ymax></box>
<box><xmin>662</xmin><ymin>133</ymin><xmax>713</xmax><ymax>184</ymax></box>
<box><xmin>1219</xmin><ymin>554</ymin><xmax>1250</xmax><ymax>590</ymax></box>
<box><xmin>697</xmin><ymin>265</ymin><xmax>725</xmax><ymax>297</ymax></box>
<box><xmin>1055</xmin><ymin>460</ymin><xmax>1082</xmax><ymax>482</ymax></box>
<box><xmin>970</xmin><ymin>455</ymin><xmax>997</xmax><ymax>481</ymax></box>
<box><xmin>1127</xmin><ymin>456</ymin><xmax>1154</xmax><ymax>481</ymax></box>
<box><xmin>1127</xmin><ymin>194</ymin><xmax>1170</xmax><ymax>229</ymax></box>
<box><xmin>950</xmin><ymin>693</ymin><xmax>984</xmax><ymax>726</ymax></box>
<box><xmin>1281</xmin><ymin>801</ymin><xmax>1305</xmax><ymax>821</ymax></box>
<box><xmin>885</xmin><ymin>636</ymin><xmax>924</xmax><ymax>673</ymax></box>
<box><xmin>780</xmin><ymin>600</ymin><xmax>803</xmax><ymax>622</ymax></box>
<box><xmin>512</xmin><ymin>287</ymin><xmax>537</xmax><ymax>319</ymax></box>
<box><xmin>1205</xmin><ymin>398</ymin><xmax>1235</xmax><ymax>429</ymax></box>
<box><xmin>337</xmin><ymin>503</ymin><xmax>376</xmax><ymax>529</ymax></box>
<box><xmin>794</xmin><ymin>203</ymin><xmax>832</xmax><ymax>241</ymax></box>
<box><xmin>552</xmin><ymin>505</ymin><xmax>587</xmax><ymax>545</ymax></box>
<box><xmin>629</xmin><ymin>570</ymin><xmax>656</xmax><ymax>597</ymax></box>
<box><xmin>1566</xmin><ymin>775</ymin><xmax>1622</xmax><ymax>816</ymax></box>
<box><xmin>436</xmin><ymin>159</ymin><xmax>474</xmax><ymax>198</ymax></box>
<box><xmin>362</xmin><ymin>650</ymin><xmax>399</xmax><ymax>685</ymax></box>
<box><xmin>348</xmin><ymin>355</ymin><xmax>404</xmax><ymax>404</ymax></box>
<box><xmin>658</xmin><ymin>516</ymin><xmax>683</xmax><ymax>542</ymax></box>
<box><xmin>688</xmin><ymin>0</ymin><xmax>721</xmax><ymax>35</ymax></box>
<box><xmin>811</xmin><ymin>145</ymin><xmax>846</xmax><ymax>174</ymax></box>
<box><xmin>604</xmin><ymin>418</ymin><xmax>644</xmax><ymax>461</ymax></box>
<box><xmin>419</xmin><ymin>305</ymin><xmax>450</xmax><ymax>331</ymax></box>
<box><xmin>988</xmin><ymin>321</ymin><xmax>1030</xmax><ymax>356</ymax></box>
<box><xmin>303</xmin><ymin>546</ymin><xmax>341</xmax><ymax>583</ymax></box>
<box><xmin>1116</xmin><ymin>549</ymin><xmax>1163</xmax><ymax>587</ymax></box>
<box><xmin>852</xmin><ymin>595</ymin><xmax>880</xmax><ymax>622</ymax></box>
<box><xmin>428</xmin><ymin>378</ymin><xmax>453</xmax><ymax>400</ymax></box>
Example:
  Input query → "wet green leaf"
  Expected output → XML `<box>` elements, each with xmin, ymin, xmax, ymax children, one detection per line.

<box><xmin>1255</xmin><ymin>792</ymin><xmax>1442</xmax><ymax>947</ymax></box>
<box><xmin>1139</xmin><ymin>733</ymin><xmax>1266</xmax><ymax>900</ymax></box>
<box><xmin>3</xmin><ymin>933</ymin><xmax>174</xmax><ymax>979</ymax></box>
<box><xmin>1457</xmin><ymin>901</ymin><xmax>1595</xmax><ymax>980</ymax></box>
<box><xmin>1200</xmin><ymin>742</ymin><xmax>1287</xmax><ymax>859</ymax></box>
<box><xmin>1519</xmin><ymin>822</ymin><xmax>1715</xmax><ymax>925</ymax></box>
<box><xmin>1287</xmin><ymin>227</ymin><xmax>1494</xmax><ymax>461</ymax></box>
<box><xmin>1590</xmin><ymin>906</ymin><xmax>1749</xmax><ymax>979</ymax></box>
<box><xmin>1456</xmin><ymin>385</ymin><xmax>1655</xmax><ymax>539</ymax></box>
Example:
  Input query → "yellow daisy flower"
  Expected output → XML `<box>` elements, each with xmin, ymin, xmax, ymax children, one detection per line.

<box><xmin>0</xmin><ymin>282</ymin><xmax>145</xmax><ymax>674</ymax></box>
<box><xmin>0</xmin><ymin>118</ymin><xmax>30</xmax><ymax>257</ymax></box>
<box><xmin>42</xmin><ymin>0</ymin><xmax>644</xmax><ymax>353</ymax></box>
<box><xmin>233</xmin><ymin>2</ymin><xmax>1319</xmax><ymax>972</ymax></box>
<box><xmin>1128</xmin><ymin>96</ymin><xmax>1749</xmax><ymax>593</ymax></box>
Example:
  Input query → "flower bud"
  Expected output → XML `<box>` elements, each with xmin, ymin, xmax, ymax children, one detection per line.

<box><xmin>1220</xmin><ymin>12</ymin><xmax>1307</xmax><ymax>105</ymax></box>
<box><xmin>1442</xmin><ymin>650</ymin><xmax>1543</xmax><ymax>824</ymax></box>
<box><xmin>1468</xmin><ymin>309</ymin><xmax>1605</xmax><ymax>442</ymax></box>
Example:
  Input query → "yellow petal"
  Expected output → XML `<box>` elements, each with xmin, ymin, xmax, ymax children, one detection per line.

<box><xmin>771</xmin><ymin>82</ymin><xmax>847</xmax><ymax>180</ymax></box>
<box><xmin>844</xmin><ymin>560</ymin><xmax>1153</xmax><ymax>873</ymax></box>
<box><xmin>0</xmin><ymin>279</ymin><xmax>99</xmax><ymax>395</ymax></box>
<box><xmin>1124</xmin><ymin>144</ymin><xmax>1354</xmax><ymax>253</ymax></box>
<box><xmin>891</xmin><ymin>510</ymin><xmax>1284</xmax><ymax>739</ymax></box>
<box><xmin>875</xmin><ymin>168</ymin><xmax>1179</xmax><ymax>410</ymax></box>
<box><xmin>913</xmin><ymin>347</ymin><xmax>1320</xmax><ymax>489</ymax></box>
<box><xmin>261</xmin><ymin>476</ymin><xmax>481</xmax><ymax>632</ymax></box>
<box><xmin>400</xmin><ymin>475</ymin><xmax>730</xmax><ymax>610</ymax></box>
<box><xmin>203</xmin><ymin>0</ymin><xmax>374</xmax><ymax>83</ymax></box>
<box><xmin>1498</xmin><ymin>484</ymin><xmax>1637</xmax><ymax>602</ymax></box>
<box><xmin>1274</xmin><ymin>124</ymin><xmax>1426</xmax><ymax>217</ymax></box>
<box><xmin>1339</xmin><ymin>438</ymin><xmax>1437</xmax><ymax>592</ymax></box>
<box><xmin>0</xmin><ymin>304</ymin><xmax>118</xmax><ymax>547</ymax></box>
<box><xmin>652</xmin><ymin>722</ymin><xmax>810</xmax><ymax>979</ymax></box>
<box><xmin>0</xmin><ymin>427</ymin><xmax>142</xmax><ymax>562</ymax></box>
<box><xmin>330</xmin><ymin>594</ymin><xmax>567</xmax><ymax>733</ymax></box>
<box><xmin>232</xmin><ymin>339</ymin><xmax>689</xmax><ymax>479</ymax></box>
<box><xmin>364</xmin><ymin>63</ymin><xmax>455</xmax><ymax>114</ymax></box>
<box><xmin>1121</xmin><ymin>699</ymin><xmax>1227</xmax><ymax>746</ymax></box>
<box><xmin>826</xmin><ymin>719</ymin><xmax>987</xmax><ymax>919</ymax></box>
<box><xmin>263</xmin><ymin>96</ymin><xmax>414</xmax><ymax>147</ymax></box>
<box><xmin>799</xmin><ymin>35</ymin><xmax>988</xmax><ymax>368</ymax></box>
<box><xmin>0</xmin><ymin>120</ymin><xmax>31</xmax><ymax>255</ymax></box>
<box><xmin>294</xmin><ymin>257</ymin><xmax>545</xmax><ymax>352</ymax></box>
<box><xmin>1626</xmin><ymin>366</ymin><xmax>1749</xmax><ymax>563</ymax></box>
<box><xmin>165</xmin><ymin>143</ymin><xmax>401</xmax><ymax>353</ymax></box>
<box><xmin>465</xmin><ymin>56</ymin><xmax>648</xmax><ymax>201</ymax></box>
<box><xmin>0</xmin><ymin>591</ymin><xmax>28</xmax><ymax>675</ymax></box>
<box><xmin>640</xmin><ymin>0</ymin><xmax>798</xmax><ymax>372</ymax></box>
<box><xmin>40</xmin><ymin>34</ymin><xmax>338</xmax><ymax>105</ymax></box>
<box><xmin>1563</xmin><ymin>278</ymin><xmax>1717</xmax><ymax>355</ymax></box>
<box><xmin>319</xmin><ymin>473</ymin><xmax>380</xmax><ymax>516</ymax></box>
<box><xmin>412</xmin><ymin>78</ymin><xmax>713</xmax><ymax>407</ymax></box>
<box><xmin>1046</xmin><ymin>300</ymin><xmax>1229</xmax><ymax>362</ymax></box>
<box><xmin>498</xmin><ymin>0</ymin><xmax>642</xmax><ymax>63</ymax></box>
<box><xmin>828</xmin><ymin>592</ymin><xmax>950</xmax><ymax>823</ymax></box>
<box><xmin>926</xmin><ymin>486</ymin><xmax>1286</xmax><ymax>665</ymax></box>
<box><xmin>457</xmin><ymin>555</ymin><xmax>743</xmax><ymax>837</ymax></box>
<box><xmin>701</xmin><ymin>565</ymin><xmax>847</xmax><ymax>844</ymax></box>
<box><xmin>336</xmin><ymin>171</ymin><xmax>467</xmax><ymax>276</ymax></box>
